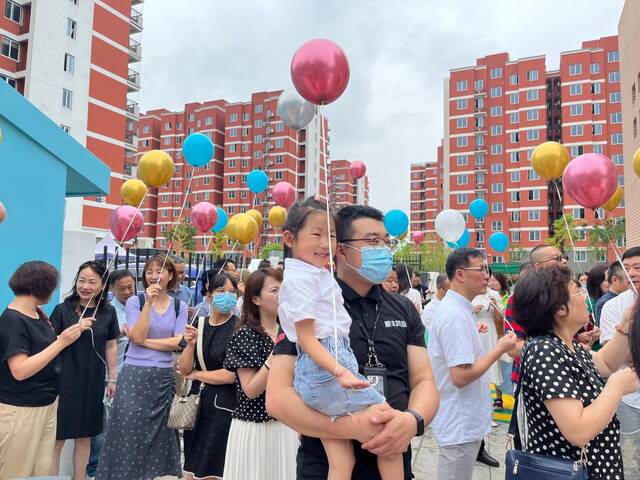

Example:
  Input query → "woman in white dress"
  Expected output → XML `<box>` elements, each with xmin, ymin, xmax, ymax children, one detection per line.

<box><xmin>472</xmin><ymin>287</ymin><xmax>504</xmax><ymax>397</ymax></box>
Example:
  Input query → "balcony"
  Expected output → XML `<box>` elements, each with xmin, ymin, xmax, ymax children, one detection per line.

<box><xmin>130</xmin><ymin>8</ymin><xmax>143</xmax><ymax>32</ymax></box>
<box><xmin>124</xmin><ymin>133</ymin><xmax>138</xmax><ymax>151</ymax></box>
<box><xmin>128</xmin><ymin>38</ymin><xmax>142</xmax><ymax>63</ymax></box>
<box><xmin>127</xmin><ymin>68</ymin><xmax>141</xmax><ymax>92</ymax></box>
<box><xmin>126</xmin><ymin>100</ymin><xmax>140</xmax><ymax>120</ymax></box>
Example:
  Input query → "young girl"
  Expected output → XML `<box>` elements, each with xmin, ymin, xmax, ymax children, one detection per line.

<box><xmin>278</xmin><ymin>197</ymin><xmax>402</xmax><ymax>480</ymax></box>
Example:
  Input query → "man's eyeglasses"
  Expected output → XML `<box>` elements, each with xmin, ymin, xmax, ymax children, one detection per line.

<box><xmin>341</xmin><ymin>237</ymin><xmax>398</xmax><ymax>248</ymax></box>
<box><xmin>460</xmin><ymin>266</ymin><xmax>489</xmax><ymax>273</ymax></box>
<box><xmin>539</xmin><ymin>254</ymin><xmax>569</xmax><ymax>264</ymax></box>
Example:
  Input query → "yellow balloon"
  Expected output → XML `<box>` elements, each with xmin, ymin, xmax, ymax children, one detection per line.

<box><xmin>137</xmin><ymin>150</ymin><xmax>175</xmax><ymax>187</ymax></box>
<box><xmin>225</xmin><ymin>214</ymin><xmax>240</xmax><ymax>239</ymax></box>
<box><xmin>268</xmin><ymin>206</ymin><xmax>287</xmax><ymax>227</ymax></box>
<box><xmin>602</xmin><ymin>186</ymin><xmax>623</xmax><ymax>212</ymax></box>
<box><xmin>246</xmin><ymin>209</ymin><xmax>263</xmax><ymax>228</ymax></box>
<box><xmin>530</xmin><ymin>141</ymin><xmax>570</xmax><ymax>181</ymax></box>
<box><xmin>633</xmin><ymin>147</ymin><xmax>640</xmax><ymax>178</ymax></box>
<box><xmin>120</xmin><ymin>179</ymin><xmax>147</xmax><ymax>206</ymax></box>
<box><xmin>231</xmin><ymin>213</ymin><xmax>259</xmax><ymax>244</ymax></box>
<box><xmin>398</xmin><ymin>230</ymin><xmax>408</xmax><ymax>240</ymax></box>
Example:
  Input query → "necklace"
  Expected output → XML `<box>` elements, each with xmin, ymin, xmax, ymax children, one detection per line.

<box><xmin>264</xmin><ymin>325</ymin><xmax>278</xmax><ymax>338</ymax></box>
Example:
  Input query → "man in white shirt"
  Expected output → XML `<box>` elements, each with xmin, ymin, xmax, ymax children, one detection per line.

<box><xmin>599</xmin><ymin>247</ymin><xmax>640</xmax><ymax>480</ymax></box>
<box><xmin>428</xmin><ymin>248</ymin><xmax>517</xmax><ymax>480</ymax></box>
<box><xmin>421</xmin><ymin>273</ymin><xmax>449</xmax><ymax>331</ymax></box>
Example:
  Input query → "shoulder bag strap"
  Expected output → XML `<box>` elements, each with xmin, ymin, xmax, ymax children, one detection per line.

<box><xmin>196</xmin><ymin>317</ymin><xmax>207</xmax><ymax>372</ymax></box>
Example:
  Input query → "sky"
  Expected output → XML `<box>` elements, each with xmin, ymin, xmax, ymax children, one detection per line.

<box><xmin>137</xmin><ymin>0</ymin><xmax>624</xmax><ymax>214</ymax></box>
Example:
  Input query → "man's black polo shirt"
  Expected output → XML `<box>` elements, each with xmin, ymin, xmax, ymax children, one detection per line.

<box><xmin>273</xmin><ymin>279</ymin><xmax>426</xmax><ymax>480</ymax></box>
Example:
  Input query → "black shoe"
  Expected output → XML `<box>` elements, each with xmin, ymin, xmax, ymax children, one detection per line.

<box><xmin>477</xmin><ymin>448</ymin><xmax>500</xmax><ymax>468</ymax></box>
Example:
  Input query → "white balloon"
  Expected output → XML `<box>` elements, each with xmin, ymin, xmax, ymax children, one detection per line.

<box><xmin>435</xmin><ymin>209</ymin><xmax>466</xmax><ymax>242</ymax></box>
<box><xmin>276</xmin><ymin>89</ymin><xmax>317</xmax><ymax>130</ymax></box>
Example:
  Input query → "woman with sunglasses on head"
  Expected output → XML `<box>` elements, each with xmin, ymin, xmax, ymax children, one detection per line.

<box><xmin>49</xmin><ymin>261</ymin><xmax>119</xmax><ymax>480</ymax></box>
<box><xmin>178</xmin><ymin>272</ymin><xmax>238</xmax><ymax>480</ymax></box>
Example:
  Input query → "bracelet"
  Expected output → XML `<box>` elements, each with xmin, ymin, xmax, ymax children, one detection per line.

<box><xmin>615</xmin><ymin>324</ymin><xmax>629</xmax><ymax>336</ymax></box>
<box><xmin>108</xmin><ymin>379</ymin><xmax>117</xmax><ymax>384</ymax></box>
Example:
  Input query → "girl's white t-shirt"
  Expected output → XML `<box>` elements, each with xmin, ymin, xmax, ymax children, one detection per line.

<box><xmin>278</xmin><ymin>258</ymin><xmax>351</xmax><ymax>343</ymax></box>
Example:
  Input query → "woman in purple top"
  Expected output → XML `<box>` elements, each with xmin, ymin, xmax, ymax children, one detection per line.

<box><xmin>96</xmin><ymin>255</ymin><xmax>188</xmax><ymax>480</ymax></box>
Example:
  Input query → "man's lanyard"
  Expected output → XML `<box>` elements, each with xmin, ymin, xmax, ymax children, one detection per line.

<box><xmin>344</xmin><ymin>301</ymin><xmax>383</xmax><ymax>368</ymax></box>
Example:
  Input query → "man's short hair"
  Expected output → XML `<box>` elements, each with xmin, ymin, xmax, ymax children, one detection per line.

<box><xmin>445</xmin><ymin>248</ymin><xmax>484</xmax><ymax>281</ymax></box>
<box><xmin>435</xmin><ymin>273</ymin><xmax>448</xmax><ymax>289</ymax></box>
<box><xmin>608</xmin><ymin>261</ymin><xmax>624</xmax><ymax>283</ymax></box>
<box><xmin>622</xmin><ymin>247</ymin><xmax>640</xmax><ymax>262</ymax></box>
<box><xmin>109</xmin><ymin>269</ymin><xmax>134</xmax><ymax>287</ymax></box>
<box><xmin>335</xmin><ymin>205</ymin><xmax>384</xmax><ymax>244</ymax></box>
<box><xmin>170</xmin><ymin>255</ymin><xmax>185</xmax><ymax>265</ymax></box>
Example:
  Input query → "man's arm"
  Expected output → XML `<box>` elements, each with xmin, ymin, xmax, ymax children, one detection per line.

<box><xmin>449</xmin><ymin>332</ymin><xmax>516</xmax><ymax>388</ymax></box>
<box><xmin>265</xmin><ymin>354</ymin><xmax>391</xmax><ymax>442</ymax></box>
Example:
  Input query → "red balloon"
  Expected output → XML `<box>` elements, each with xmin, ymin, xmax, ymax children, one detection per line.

<box><xmin>191</xmin><ymin>202</ymin><xmax>218</xmax><ymax>232</ymax></box>
<box><xmin>272</xmin><ymin>182</ymin><xmax>296</xmax><ymax>208</ymax></box>
<box><xmin>291</xmin><ymin>39</ymin><xmax>350</xmax><ymax>105</ymax></box>
<box><xmin>411</xmin><ymin>231</ymin><xmax>425</xmax><ymax>245</ymax></box>
<box><xmin>562</xmin><ymin>153</ymin><xmax>617</xmax><ymax>209</ymax></box>
<box><xmin>349</xmin><ymin>160</ymin><xmax>367</xmax><ymax>180</ymax></box>
<box><xmin>109</xmin><ymin>206</ymin><xmax>144</xmax><ymax>242</ymax></box>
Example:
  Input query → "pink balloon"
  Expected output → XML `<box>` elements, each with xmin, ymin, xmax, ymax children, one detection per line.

<box><xmin>191</xmin><ymin>202</ymin><xmax>218</xmax><ymax>232</ymax></box>
<box><xmin>562</xmin><ymin>153</ymin><xmax>618</xmax><ymax>209</ymax></box>
<box><xmin>109</xmin><ymin>206</ymin><xmax>144</xmax><ymax>242</ymax></box>
<box><xmin>291</xmin><ymin>39</ymin><xmax>350</xmax><ymax>105</ymax></box>
<box><xmin>0</xmin><ymin>202</ymin><xmax>5</xmax><ymax>224</ymax></box>
<box><xmin>349</xmin><ymin>160</ymin><xmax>367</xmax><ymax>180</ymax></box>
<box><xmin>272</xmin><ymin>182</ymin><xmax>296</xmax><ymax>208</ymax></box>
<box><xmin>411</xmin><ymin>231</ymin><xmax>425</xmax><ymax>245</ymax></box>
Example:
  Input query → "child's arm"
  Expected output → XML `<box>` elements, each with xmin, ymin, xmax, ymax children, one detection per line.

<box><xmin>295</xmin><ymin>319</ymin><xmax>370</xmax><ymax>389</ymax></box>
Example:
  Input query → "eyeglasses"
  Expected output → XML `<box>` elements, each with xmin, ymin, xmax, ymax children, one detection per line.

<box><xmin>539</xmin><ymin>254</ymin><xmax>569</xmax><ymax>264</ymax></box>
<box><xmin>341</xmin><ymin>237</ymin><xmax>398</xmax><ymax>248</ymax></box>
<box><xmin>460</xmin><ymin>266</ymin><xmax>489</xmax><ymax>273</ymax></box>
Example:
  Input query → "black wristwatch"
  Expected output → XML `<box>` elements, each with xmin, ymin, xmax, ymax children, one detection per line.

<box><xmin>406</xmin><ymin>409</ymin><xmax>424</xmax><ymax>436</ymax></box>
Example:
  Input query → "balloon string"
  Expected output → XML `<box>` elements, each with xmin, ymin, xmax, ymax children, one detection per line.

<box><xmin>594</xmin><ymin>209</ymin><xmax>637</xmax><ymax>296</ymax></box>
<box><xmin>187</xmin><ymin>233</ymin><xmax>215</xmax><ymax>325</ymax></box>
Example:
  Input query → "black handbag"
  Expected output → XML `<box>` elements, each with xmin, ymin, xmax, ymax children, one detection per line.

<box><xmin>505</xmin><ymin>340</ymin><xmax>588</xmax><ymax>479</ymax></box>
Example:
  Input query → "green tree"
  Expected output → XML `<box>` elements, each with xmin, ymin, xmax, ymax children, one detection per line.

<box><xmin>419</xmin><ymin>234</ymin><xmax>449</xmax><ymax>273</ymax></box>
<box><xmin>165</xmin><ymin>217</ymin><xmax>196</xmax><ymax>254</ymax></box>
<box><xmin>588</xmin><ymin>217</ymin><xmax>625</xmax><ymax>261</ymax></box>
<box><xmin>259</xmin><ymin>242</ymin><xmax>283</xmax><ymax>260</ymax></box>
<box><xmin>546</xmin><ymin>214</ymin><xmax>579</xmax><ymax>251</ymax></box>
<box><xmin>208</xmin><ymin>231</ymin><xmax>228</xmax><ymax>259</ymax></box>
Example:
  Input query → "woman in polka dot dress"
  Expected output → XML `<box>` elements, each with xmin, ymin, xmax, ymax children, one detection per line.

<box><xmin>222</xmin><ymin>268</ymin><xmax>299</xmax><ymax>480</ymax></box>
<box><xmin>512</xmin><ymin>266</ymin><xmax>638</xmax><ymax>480</ymax></box>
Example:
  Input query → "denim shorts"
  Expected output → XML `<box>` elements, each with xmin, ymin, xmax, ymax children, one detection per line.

<box><xmin>294</xmin><ymin>336</ymin><xmax>385</xmax><ymax>418</ymax></box>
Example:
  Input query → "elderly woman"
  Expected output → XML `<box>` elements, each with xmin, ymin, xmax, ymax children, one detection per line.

<box><xmin>512</xmin><ymin>266</ymin><xmax>638</xmax><ymax>479</ymax></box>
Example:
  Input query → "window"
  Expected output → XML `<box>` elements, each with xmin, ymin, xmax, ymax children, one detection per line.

<box><xmin>60</xmin><ymin>124</ymin><xmax>71</xmax><ymax>134</ymax></box>
<box><xmin>275</xmin><ymin>138</ymin><xmax>284</xmax><ymax>148</ymax></box>
<box><xmin>592</xmin><ymin>103</ymin><xmax>602</xmax><ymax>115</ymax></box>
<box><xmin>528</xmin><ymin>190</ymin><xmax>540</xmax><ymax>201</ymax></box>
<box><xmin>610</xmin><ymin>92</ymin><xmax>621</xmax><ymax>103</ymax></box>
<box><xmin>608</xmin><ymin>51</ymin><xmax>620</xmax><ymax>62</ymax></box>
<box><xmin>228</xmin><ymin>175</ymin><xmax>236</xmax><ymax>184</ymax></box>
<box><xmin>573</xmin><ymin>251</ymin><xmax>587</xmax><ymax>263</ymax></box>
<box><xmin>475</xmin><ymin>153</ymin><xmax>485</xmax><ymax>165</ymax></box>
<box><xmin>458</xmin><ymin>174</ymin><xmax>468</xmax><ymax>185</ymax></box>
<box><xmin>62</xmin><ymin>53</ymin><xmax>75</xmax><ymax>74</ymax></box>
<box><xmin>528</xmin><ymin>210</ymin><xmax>541</xmax><ymax>221</ymax></box>
<box><xmin>188</xmin><ymin>113</ymin><xmax>195</xmax><ymax>122</ymax></box>
<box><xmin>526</xmin><ymin>109</ymin><xmax>539</xmax><ymax>121</ymax></box>
<box><xmin>4</xmin><ymin>1</ymin><xmax>22</xmax><ymax>23</ymax></box>
<box><xmin>590</xmin><ymin>63</ymin><xmax>600</xmax><ymax>74</ymax></box>
<box><xmin>510</xmin><ymin>73</ymin><xmax>519</xmax><ymax>85</ymax></box>
<box><xmin>510</xmin><ymin>112</ymin><xmax>520</xmax><ymax>124</ymax></box>
<box><xmin>492</xmin><ymin>202</ymin><xmax>503</xmax><ymax>213</ymax></box>
<box><xmin>456</xmin><ymin>117</ymin><xmax>468</xmax><ymax>128</ymax></box>
<box><xmin>255</xmin><ymin>119</ymin><xmax>263</xmax><ymax>128</ymax></box>
<box><xmin>491</xmin><ymin>183</ymin><xmax>503</xmax><ymax>193</ymax></box>
<box><xmin>511</xmin><ymin>211</ymin><xmax>521</xmax><ymax>222</ymax></box>
<box><xmin>1</xmin><ymin>37</ymin><xmax>19</xmax><ymax>61</ymax></box>
<box><xmin>229</xmin><ymin>128</ymin><xmax>237</xmax><ymax>137</ymax></box>
<box><xmin>511</xmin><ymin>171</ymin><xmax>520</xmax><ymax>182</ymax></box>
<box><xmin>230</xmin><ymin>113</ymin><xmax>238</xmax><ymax>122</ymax></box>
<box><xmin>569</xmin><ymin>63</ymin><xmax>582</xmax><ymax>76</ymax></box>
<box><xmin>161</xmin><ymin>210</ymin><xmax>168</xmax><ymax>218</ymax></box>
<box><xmin>255</xmin><ymin>104</ymin><xmax>263</xmax><ymax>113</ymax></box>
<box><xmin>510</xmin><ymin>132</ymin><xmax>519</xmax><ymax>143</ymax></box>
<box><xmin>474</xmin><ymin>79</ymin><xmax>483</xmax><ymax>90</ymax></box>
<box><xmin>491</xmin><ymin>163</ymin><xmax>503</xmax><ymax>174</ymax></box>
<box><xmin>242</xmin><ymin>143</ymin><xmax>249</xmax><ymax>152</ymax></box>
<box><xmin>228</xmin><ymin>144</ymin><xmax>236</xmax><ymax>153</ymax></box>
<box><xmin>613</xmin><ymin>154</ymin><xmax>623</xmax><ymax>165</ymax></box>
<box><xmin>457</xmin><ymin>193</ymin><xmax>468</xmax><ymax>204</ymax></box>
<box><xmin>526</xmin><ymin>90</ymin><xmax>539</xmax><ymax>101</ymax></box>
<box><xmin>529</xmin><ymin>231</ymin><xmax>541</xmax><ymax>242</ymax></box>
<box><xmin>476</xmin><ymin>172</ymin><xmax>485</xmax><ymax>184</ymax></box>
<box><xmin>619</xmin><ymin>174</ymin><xmax>625</xmax><ymax>186</ymax></box>
<box><xmin>592</xmin><ymin>82</ymin><xmax>602</xmax><ymax>94</ymax></box>
<box><xmin>254</xmin><ymin>150</ymin><xmax>262</xmax><ymax>159</ymax></box>
<box><xmin>475</xmin><ymin>97</ymin><xmax>484</xmax><ymax>109</ymax></box>
<box><xmin>570</xmin><ymin>125</ymin><xmax>583</xmax><ymax>137</ymax></box>
<box><xmin>141</xmin><ymin>125</ymin><xmax>149</xmax><ymax>134</ymax></box>
<box><xmin>456</xmin><ymin>136</ymin><xmax>468</xmax><ymax>147</ymax></box>
<box><xmin>490</xmin><ymin>67</ymin><xmax>502</xmax><ymax>79</ymax></box>
<box><xmin>240</xmin><ymin>190</ymin><xmax>247</xmax><ymax>199</ymax></box>
<box><xmin>67</xmin><ymin>18</ymin><xmax>77</xmax><ymax>39</ymax></box>
<box><xmin>570</xmin><ymin>104</ymin><xmax>583</xmax><ymax>116</ymax></box>
<box><xmin>275</xmin><ymin>122</ymin><xmax>284</xmax><ymax>132</ymax></box>
<box><xmin>275</xmin><ymin>155</ymin><xmax>284</xmax><ymax>165</ymax></box>
<box><xmin>527</xmin><ymin>70</ymin><xmax>539</xmax><ymax>81</ymax></box>
<box><xmin>490</xmin><ymin>125</ymin><xmax>502</xmax><ymax>136</ymax></box>
<box><xmin>491</xmin><ymin>144</ymin><xmax>503</xmax><ymax>155</ymax></box>
<box><xmin>512</xmin><ymin>231</ymin><xmax>521</xmax><ymax>242</ymax></box>
<box><xmin>491</xmin><ymin>221</ymin><xmax>503</xmax><ymax>231</ymax></box>
<box><xmin>242</xmin><ymin>113</ymin><xmax>250</xmax><ymax>122</ymax></box>
<box><xmin>609</xmin><ymin>71</ymin><xmax>620</xmax><ymax>83</ymax></box>
<box><xmin>510</xmin><ymin>151</ymin><xmax>520</xmax><ymax>163</ymax></box>
<box><xmin>527</xmin><ymin>130</ymin><xmax>540</xmax><ymax>141</ymax></box>
<box><xmin>571</xmin><ymin>145</ymin><xmax>584</xmax><ymax>157</ymax></box>
<box><xmin>62</xmin><ymin>88</ymin><xmax>73</xmax><ymax>109</ymax></box>
<box><xmin>177</xmin><ymin>122</ymin><xmax>182</xmax><ymax>130</ymax></box>
<box><xmin>476</xmin><ymin>135</ymin><xmax>485</xmax><ymax>147</ymax></box>
<box><xmin>511</xmin><ymin>191</ymin><xmax>520</xmax><ymax>202</ymax></box>
<box><xmin>490</xmin><ymin>87</ymin><xmax>502</xmax><ymax>98</ymax></box>
<box><xmin>612</xmin><ymin>133</ymin><xmax>623</xmax><ymax>145</ymax></box>
<box><xmin>205</xmin><ymin>116</ymin><xmax>213</xmax><ymax>126</ymax></box>
<box><xmin>611</xmin><ymin>112</ymin><xmax>622</xmax><ymax>123</ymax></box>
<box><xmin>456</xmin><ymin>80</ymin><xmax>467</xmax><ymax>91</ymax></box>
<box><xmin>456</xmin><ymin>155</ymin><xmax>468</xmax><ymax>166</ymax></box>
<box><xmin>528</xmin><ymin>169</ymin><xmax>539</xmax><ymax>181</ymax></box>
<box><xmin>490</xmin><ymin>106</ymin><xmax>502</xmax><ymax>117</ymax></box>
<box><xmin>592</xmin><ymin>123</ymin><xmax>603</xmax><ymax>135</ymax></box>
<box><xmin>241</xmin><ymin>127</ymin><xmax>249</xmax><ymax>136</ymax></box>
<box><xmin>457</xmin><ymin>99</ymin><xmax>468</xmax><ymax>110</ymax></box>
<box><xmin>569</xmin><ymin>84</ymin><xmax>582</xmax><ymax>96</ymax></box>
<box><xmin>509</xmin><ymin>92</ymin><xmax>519</xmax><ymax>104</ymax></box>
<box><xmin>163</xmin><ymin>137</ymin><xmax>171</xmax><ymax>145</ymax></box>
<box><xmin>165</xmin><ymin>122</ymin><xmax>173</xmax><ymax>131</ymax></box>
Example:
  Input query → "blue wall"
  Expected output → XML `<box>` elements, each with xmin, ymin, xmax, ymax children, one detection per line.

<box><xmin>0</xmin><ymin>118</ymin><xmax>67</xmax><ymax>313</ymax></box>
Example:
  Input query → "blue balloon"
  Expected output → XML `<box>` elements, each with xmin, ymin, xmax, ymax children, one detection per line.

<box><xmin>446</xmin><ymin>241</ymin><xmax>457</xmax><ymax>249</ymax></box>
<box><xmin>469</xmin><ymin>198</ymin><xmax>489</xmax><ymax>220</ymax></box>
<box><xmin>489</xmin><ymin>232</ymin><xmax>509</xmax><ymax>252</ymax></box>
<box><xmin>211</xmin><ymin>207</ymin><xmax>228</xmax><ymax>233</ymax></box>
<box><xmin>247</xmin><ymin>169</ymin><xmax>269</xmax><ymax>194</ymax></box>
<box><xmin>384</xmin><ymin>210</ymin><xmax>409</xmax><ymax>237</ymax></box>
<box><xmin>457</xmin><ymin>229</ymin><xmax>470</xmax><ymax>248</ymax></box>
<box><xmin>183</xmin><ymin>133</ymin><xmax>214</xmax><ymax>167</ymax></box>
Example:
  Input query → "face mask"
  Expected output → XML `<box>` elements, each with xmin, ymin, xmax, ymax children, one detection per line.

<box><xmin>212</xmin><ymin>292</ymin><xmax>237</xmax><ymax>314</ymax></box>
<box><xmin>343</xmin><ymin>245</ymin><xmax>393</xmax><ymax>284</ymax></box>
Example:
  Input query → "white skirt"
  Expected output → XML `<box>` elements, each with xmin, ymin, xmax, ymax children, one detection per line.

<box><xmin>223</xmin><ymin>419</ymin><xmax>299</xmax><ymax>480</ymax></box>
<box><xmin>477</xmin><ymin>318</ymin><xmax>502</xmax><ymax>386</ymax></box>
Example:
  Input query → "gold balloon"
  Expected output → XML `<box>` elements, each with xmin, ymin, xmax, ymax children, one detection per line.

<box><xmin>137</xmin><ymin>150</ymin><xmax>175</xmax><ymax>187</ymax></box>
<box><xmin>231</xmin><ymin>213</ymin><xmax>259</xmax><ymax>244</ymax></box>
<box><xmin>530</xmin><ymin>141</ymin><xmax>570</xmax><ymax>181</ymax></box>
<box><xmin>268</xmin><ymin>206</ymin><xmax>287</xmax><ymax>227</ymax></box>
<box><xmin>602</xmin><ymin>186</ymin><xmax>623</xmax><ymax>212</ymax></box>
<box><xmin>120</xmin><ymin>179</ymin><xmax>147</xmax><ymax>206</ymax></box>
<box><xmin>633</xmin><ymin>147</ymin><xmax>640</xmax><ymax>178</ymax></box>
<box><xmin>225</xmin><ymin>214</ymin><xmax>240</xmax><ymax>239</ymax></box>
<box><xmin>246</xmin><ymin>209</ymin><xmax>263</xmax><ymax>228</ymax></box>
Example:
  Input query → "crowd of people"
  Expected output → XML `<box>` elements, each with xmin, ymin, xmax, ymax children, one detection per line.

<box><xmin>0</xmin><ymin>201</ymin><xmax>639</xmax><ymax>480</ymax></box>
